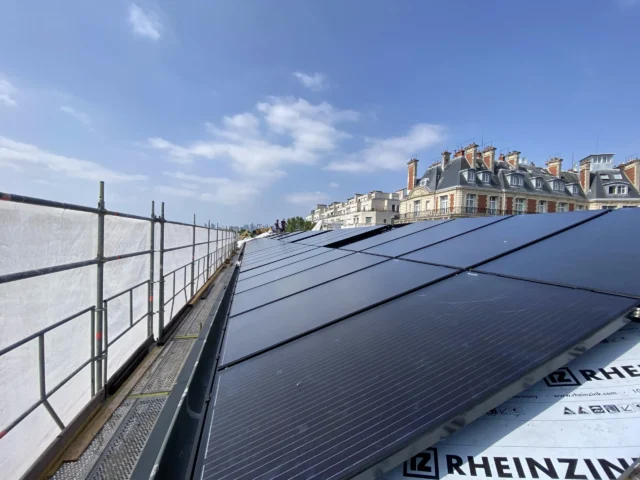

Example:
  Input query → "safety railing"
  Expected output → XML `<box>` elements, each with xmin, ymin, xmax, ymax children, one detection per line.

<box><xmin>0</xmin><ymin>182</ymin><xmax>238</xmax><ymax>448</ymax></box>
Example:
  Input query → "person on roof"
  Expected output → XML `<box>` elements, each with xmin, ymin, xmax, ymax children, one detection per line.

<box><xmin>275</xmin><ymin>219</ymin><xmax>280</xmax><ymax>233</ymax></box>
<box><xmin>280</xmin><ymin>218</ymin><xmax>287</xmax><ymax>233</ymax></box>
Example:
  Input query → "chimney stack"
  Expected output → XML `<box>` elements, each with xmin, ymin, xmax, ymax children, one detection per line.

<box><xmin>506</xmin><ymin>151</ymin><xmax>521</xmax><ymax>169</ymax></box>
<box><xmin>407</xmin><ymin>158</ymin><xmax>419</xmax><ymax>192</ymax></box>
<box><xmin>482</xmin><ymin>146</ymin><xmax>496</xmax><ymax>172</ymax></box>
<box><xmin>619</xmin><ymin>158</ymin><xmax>640</xmax><ymax>192</ymax></box>
<box><xmin>546</xmin><ymin>157</ymin><xmax>563</xmax><ymax>178</ymax></box>
<box><xmin>579</xmin><ymin>158</ymin><xmax>591</xmax><ymax>192</ymax></box>
<box><xmin>464</xmin><ymin>143</ymin><xmax>479</xmax><ymax>166</ymax></box>
<box><xmin>441</xmin><ymin>150</ymin><xmax>451</xmax><ymax>170</ymax></box>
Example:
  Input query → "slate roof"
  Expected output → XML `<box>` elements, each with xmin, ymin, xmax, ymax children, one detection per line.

<box><xmin>414</xmin><ymin>155</ymin><xmax>588</xmax><ymax>201</ymax></box>
<box><xmin>586</xmin><ymin>169</ymin><xmax>640</xmax><ymax>200</ymax></box>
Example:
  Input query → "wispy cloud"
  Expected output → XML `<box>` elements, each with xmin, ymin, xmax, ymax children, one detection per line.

<box><xmin>329</xmin><ymin>181</ymin><xmax>339</xmax><ymax>188</ymax></box>
<box><xmin>159</xmin><ymin>171</ymin><xmax>260</xmax><ymax>205</ymax></box>
<box><xmin>618</xmin><ymin>0</ymin><xmax>639</xmax><ymax>8</ymax></box>
<box><xmin>60</xmin><ymin>105</ymin><xmax>92</xmax><ymax>127</ymax></box>
<box><xmin>326</xmin><ymin>124</ymin><xmax>445</xmax><ymax>172</ymax></box>
<box><xmin>128</xmin><ymin>4</ymin><xmax>162</xmax><ymax>40</ymax></box>
<box><xmin>284</xmin><ymin>191</ymin><xmax>329</xmax><ymax>206</ymax></box>
<box><xmin>0</xmin><ymin>76</ymin><xmax>18</xmax><ymax>107</ymax></box>
<box><xmin>145</xmin><ymin>97</ymin><xmax>358</xmax><ymax>176</ymax></box>
<box><xmin>0</xmin><ymin>136</ymin><xmax>147</xmax><ymax>182</ymax></box>
<box><xmin>293</xmin><ymin>72</ymin><xmax>327</xmax><ymax>92</ymax></box>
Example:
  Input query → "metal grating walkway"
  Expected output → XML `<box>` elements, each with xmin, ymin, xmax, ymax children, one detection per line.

<box><xmin>49</xmin><ymin>261</ymin><xmax>235</xmax><ymax>480</ymax></box>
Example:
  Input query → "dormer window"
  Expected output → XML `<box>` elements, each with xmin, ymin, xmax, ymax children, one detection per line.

<box><xmin>608</xmin><ymin>185</ymin><xmax>628</xmax><ymax>195</ymax></box>
<box><xmin>467</xmin><ymin>170</ymin><xmax>476</xmax><ymax>182</ymax></box>
<box><xmin>553</xmin><ymin>180</ymin><xmax>564</xmax><ymax>191</ymax></box>
<box><xmin>481</xmin><ymin>172</ymin><xmax>490</xmax><ymax>183</ymax></box>
<box><xmin>601</xmin><ymin>174</ymin><xmax>610</xmax><ymax>180</ymax></box>
<box><xmin>510</xmin><ymin>175</ymin><xmax>523</xmax><ymax>187</ymax></box>
<box><xmin>419</xmin><ymin>178</ymin><xmax>428</xmax><ymax>187</ymax></box>
<box><xmin>534</xmin><ymin>178</ymin><xmax>543</xmax><ymax>189</ymax></box>
<box><xmin>571</xmin><ymin>185</ymin><xmax>579</xmax><ymax>194</ymax></box>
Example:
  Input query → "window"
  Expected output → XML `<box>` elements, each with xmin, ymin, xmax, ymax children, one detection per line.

<box><xmin>608</xmin><ymin>185</ymin><xmax>628</xmax><ymax>195</ymax></box>
<box><xmin>601</xmin><ymin>174</ymin><xmax>610</xmax><ymax>180</ymax></box>
<box><xmin>571</xmin><ymin>185</ymin><xmax>579</xmax><ymax>194</ymax></box>
<box><xmin>537</xmin><ymin>200</ymin><xmax>547</xmax><ymax>213</ymax></box>
<box><xmin>425</xmin><ymin>200</ymin><xmax>430</xmax><ymax>212</ymax></box>
<box><xmin>481</xmin><ymin>172</ymin><xmax>491</xmax><ymax>183</ymax></box>
<box><xmin>365</xmin><ymin>217</ymin><xmax>372</xmax><ymax>225</ymax></box>
<box><xmin>515</xmin><ymin>198</ymin><xmax>525</xmax><ymax>214</ymax></box>
<box><xmin>577</xmin><ymin>205</ymin><xmax>585</xmax><ymax>210</ymax></box>
<box><xmin>467</xmin><ymin>170</ymin><xmax>476</xmax><ymax>182</ymax></box>
<box><xmin>534</xmin><ymin>178</ymin><xmax>543</xmax><ymax>189</ymax></box>
<box><xmin>439</xmin><ymin>195</ymin><xmax>449</xmax><ymax>214</ymax></box>
<box><xmin>383</xmin><ymin>219</ymin><xmax>387</xmax><ymax>223</ymax></box>
<box><xmin>419</xmin><ymin>178</ymin><xmax>427</xmax><ymax>187</ymax></box>
<box><xmin>558</xmin><ymin>202</ymin><xmax>568</xmax><ymax>212</ymax></box>
<box><xmin>353</xmin><ymin>216</ymin><xmax>359</xmax><ymax>224</ymax></box>
<box><xmin>553</xmin><ymin>181</ymin><xmax>564</xmax><ymax>191</ymax></box>
<box><xmin>613</xmin><ymin>174</ymin><xmax>623</xmax><ymax>180</ymax></box>
<box><xmin>413</xmin><ymin>200</ymin><xmax>421</xmax><ymax>214</ymax></box>
<box><xmin>465</xmin><ymin>194</ymin><xmax>476</xmax><ymax>213</ymax></box>
<box><xmin>488</xmin><ymin>196</ymin><xmax>498</xmax><ymax>215</ymax></box>
<box><xmin>510</xmin><ymin>175</ymin><xmax>523</xmax><ymax>187</ymax></box>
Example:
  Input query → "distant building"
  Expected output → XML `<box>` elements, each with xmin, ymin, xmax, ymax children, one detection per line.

<box><xmin>305</xmin><ymin>190</ymin><xmax>400</xmax><ymax>227</ymax></box>
<box><xmin>398</xmin><ymin>143</ymin><xmax>640</xmax><ymax>223</ymax></box>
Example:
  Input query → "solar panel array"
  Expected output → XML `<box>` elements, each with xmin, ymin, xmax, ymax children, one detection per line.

<box><xmin>199</xmin><ymin>211</ymin><xmax>640</xmax><ymax>480</ymax></box>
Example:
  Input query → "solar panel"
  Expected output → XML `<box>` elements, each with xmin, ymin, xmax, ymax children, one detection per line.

<box><xmin>299</xmin><ymin>226</ymin><xmax>387</xmax><ymax>247</ymax></box>
<box><xmin>237</xmin><ymin>247</ymin><xmax>328</xmax><ymax>281</ymax></box>
<box><xmin>402</xmin><ymin>210</ymin><xmax>603</xmax><ymax>269</ymax></box>
<box><xmin>235</xmin><ymin>249</ymin><xmax>354</xmax><ymax>294</ymax></box>
<box><xmin>221</xmin><ymin>260</ymin><xmax>457</xmax><ymax>366</ymax></box>
<box><xmin>242</xmin><ymin>246</ymin><xmax>309</xmax><ymax>265</ymax></box>
<box><xmin>478</xmin><ymin>208</ymin><xmax>640</xmax><ymax>298</ymax></box>
<box><xmin>199</xmin><ymin>273</ymin><xmax>637</xmax><ymax>480</ymax></box>
<box><xmin>287</xmin><ymin>230</ymin><xmax>329</xmax><ymax>242</ymax></box>
<box><xmin>364</xmin><ymin>216</ymin><xmax>508</xmax><ymax>258</ymax></box>
<box><xmin>230</xmin><ymin>252</ymin><xmax>387</xmax><ymax>316</ymax></box>
<box><xmin>341</xmin><ymin>219</ymin><xmax>451</xmax><ymax>252</ymax></box>
<box><xmin>240</xmin><ymin>246</ymin><xmax>318</xmax><ymax>272</ymax></box>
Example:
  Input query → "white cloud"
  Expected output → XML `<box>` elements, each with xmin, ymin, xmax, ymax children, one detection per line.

<box><xmin>0</xmin><ymin>76</ymin><xmax>17</xmax><ymax>107</ymax></box>
<box><xmin>145</xmin><ymin>97</ymin><xmax>358</xmax><ymax>176</ymax></box>
<box><xmin>60</xmin><ymin>105</ymin><xmax>92</xmax><ymax>126</ymax></box>
<box><xmin>285</xmin><ymin>191</ymin><xmax>329</xmax><ymax>206</ymax></box>
<box><xmin>326</xmin><ymin>123</ymin><xmax>445</xmax><ymax>172</ymax></box>
<box><xmin>128</xmin><ymin>4</ymin><xmax>162</xmax><ymax>40</ymax></box>
<box><xmin>293</xmin><ymin>72</ymin><xmax>327</xmax><ymax>92</ymax></box>
<box><xmin>619</xmin><ymin>0</ymin><xmax>639</xmax><ymax>7</ymax></box>
<box><xmin>160</xmin><ymin>171</ymin><xmax>261</xmax><ymax>205</ymax></box>
<box><xmin>329</xmin><ymin>181</ymin><xmax>339</xmax><ymax>188</ymax></box>
<box><xmin>0</xmin><ymin>136</ymin><xmax>147</xmax><ymax>182</ymax></box>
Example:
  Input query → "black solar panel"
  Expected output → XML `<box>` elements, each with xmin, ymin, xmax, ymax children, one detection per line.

<box><xmin>240</xmin><ymin>246</ymin><xmax>318</xmax><ymax>272</ymax></box>
<box><xmin>478</xmin><ymin>208</ymin><xmax>640</xmax><ymax>298</ymax></box>
<box><xmin>341</xmin><ymin>219</ymin><xmax>451</xmax><ymax>252</ymax></box>
<box><xmin>221</xmin><ymin>259</ymin><xmax>457</xmax><ymax>366</ymax></box>
<box><xmin>199</xmin><ymin>273</ymin><xmax>636</xmax><ymax>480</ymax></box>
<box><xmin>364</xmin><ymin>216</ymin><xmax>507</xmax><ymax>258</ymax></box>
<box><xmin>402</xmin><ymin>210</ymin><xmax>603</xmax><ymax>268</ymax></box>
<box><xmin>230</xmin><ymin>252</ymin><xmax>387</xmax><ymax>316</ymax></box>
<box><xmin>287</xmin><ymin>230</ymin><xmax>329</xmax><ymax>242</ymax></box>
<box><xmin>237</xmin><ymin>247</ymin><xmax>327</xmax><ymax>282</ymax></box>
<box><xmin>298</xmin><ymin>226</ymin><xmax>386</xmax><ymax>247</ymax></box>
<box><xmin>243</xmin><ymin>242</ymin><xmax>310</xmax><ymax>261</ymax></box>
<box><xmin>235</xmin><ymin>249</ymin><xmax>354</xmax><ymax>294</ymax></box>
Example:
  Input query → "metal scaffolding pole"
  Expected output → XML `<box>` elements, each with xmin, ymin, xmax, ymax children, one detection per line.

<box><xmin>191</xmin><ymin>214</ymin><xmax>196</xmax><ymax>297</ymax></box>
<box><xmin>148</xmin><ymin>201</ymin><xmax>155</xmax><ymax>338</ymax></box>
<box><xmin>206</xmin><ymin>221</ymin><xmax>210</xmax><ymax>278</ymax></box>
<box><xmin>158</xmin><ymin>202</ymin><xmax>165</xmax><ymax>335</ymax></box>
<box><xmin>215</xmin><ymin>223</ymin><xmax>219</xmax><ymax>270</ymax></box>
<box><xmin>95</xmin><ymin>181</ymin><xmax>105</xmax><ymax>392</ymax></box>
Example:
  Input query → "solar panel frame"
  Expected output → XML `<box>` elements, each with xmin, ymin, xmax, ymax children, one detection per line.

<box><xmin>341</xmin><ymin>219</ymin><xmax>452</xmax><ymax>252</ymax></box>
<box><xmin>363</xmin><ymin>216</ymin><xmax>509</xmax><ymax>258</ymax></box>
<box><xmin>235</xmin><ymin>249</ymin><xmax>355</xmax><ymax>294</ymax></box>
<box><xmin>401</xmin><ymin>210</ymin><xmax>604</xmax><ymax>269</ymax></box>
<box><xmin>298</xmin><ymin>226</ymin><xmax>388</xmax><ymax>247</ymax></box>
<box><xmin>240</xmin><ymin>246</ymin><xmax>318</xmax><ymax>272</ymax></box>
<box><xmin>476</xmin><ymin>208</ymin><xmax>640</xmax><ymax>299</ymax></box>
<box><xmin>198</xmin><ymin>273</ymin><xmax>638</xmax><ymax>480</ymax></box>
<box><xmin>237</xmin><ymin>247</ymin><xmax>329</xmax><ymax>281</ymax></box>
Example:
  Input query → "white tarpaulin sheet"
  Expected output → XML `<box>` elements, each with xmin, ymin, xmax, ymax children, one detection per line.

<box><xmin>0</xmin><ymin>202</ymin><xmax>225</xmax><ymax>480</ymax></box>
<box><xmin>388</xmin><ymin>322</ymin><xmax>640</xmax><ymax>480</ymax></box>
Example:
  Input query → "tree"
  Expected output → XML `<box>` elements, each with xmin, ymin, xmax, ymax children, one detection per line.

<box><xmin>284</xmin><ymin>216</ymin><xmax>314</xmax><ymax>232</ymax></box>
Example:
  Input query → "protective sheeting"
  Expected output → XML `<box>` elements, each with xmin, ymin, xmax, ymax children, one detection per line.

<box><xmin>0</xmin><ymin>202</ymin><xmax>230</xmax><ymax>480</ymax></box>
<box><xmin>388</xmin><ymin>323</ymin><xmax>640</xmax><ymax>480</ymax></box>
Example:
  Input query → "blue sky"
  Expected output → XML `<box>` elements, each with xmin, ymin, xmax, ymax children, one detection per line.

<box><xmin>1</xmin><ymin>0</ymin><xmax>639</xmax><ymax>226</ymax></box>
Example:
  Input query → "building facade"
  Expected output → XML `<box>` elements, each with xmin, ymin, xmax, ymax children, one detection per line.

<box><xmin>398</xmin><ymin>143</ymin><xmax>640</xmax><ymax>223</ymax></box>
<box><xmin>306</xmin><ymin>190</ymin><xmax>400</xmax><ymax>227</ymax></box>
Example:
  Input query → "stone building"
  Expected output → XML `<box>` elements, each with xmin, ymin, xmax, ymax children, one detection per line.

<box><xmin>398</xmin><ymin>143</ymin><xmax>640</xmax><ymax>223</ymax></box>
<box><xmin>306</xmin><ymin>190</ymin><xmax>400</xmax><ymax>227</ymax></box>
